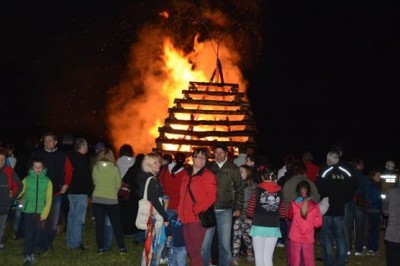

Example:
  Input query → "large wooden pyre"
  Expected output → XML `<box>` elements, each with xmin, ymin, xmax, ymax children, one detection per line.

<box><xmin>155</xmin><ymin>81</ymin><xmax>257</xmax><ymax>156</ymax></box>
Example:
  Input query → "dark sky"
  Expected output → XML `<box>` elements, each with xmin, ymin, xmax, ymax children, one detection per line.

<box><xmin>1</xmin><ymin>1</ymin><xmax>400</xmax><ymax>170</ymax></box>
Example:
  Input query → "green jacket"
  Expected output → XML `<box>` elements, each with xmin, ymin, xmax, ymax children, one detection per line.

<box><xmin>92</xmin><ymin>161</ymin><xmax>121</xmax><ymax>204</ymax></box>
<box><xmin>208</xmin><ymin>160</ymin><xmax>244</xmax><ymax>211</ymax></box>
<box><xmin>20</xmin><ymin>169</ymin><xmax>53</xmax><ymax>220</ymax></box>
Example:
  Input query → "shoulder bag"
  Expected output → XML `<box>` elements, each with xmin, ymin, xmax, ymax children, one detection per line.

<box><xmin>135</xmin><ymin>176</ymin><xmax>155</xmax><ymax>230</ymax></box>
<box><xmin>187</xmin><ymin>177</ymin><xmax>216</xmax><ymax>228</ymax></box>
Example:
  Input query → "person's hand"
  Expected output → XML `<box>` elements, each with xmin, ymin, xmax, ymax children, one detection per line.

<box><xmin>233</xmin><ymin>209</ymin><xmax>241</xmax><ymax>217</ymax></box>
<box><xmin>59</xmin><ymin>184</ymin><xmax>69</xmax><ymax>194</ymax></box>
<box><xmin>9</xmin><ymin>190</ymin><xmax>13</xmax><ymax>198</ymax></box>
<box><xmin>164</xmin><ymin>221</ymin><xmax>169</xmax><ymax>227</ymax></box>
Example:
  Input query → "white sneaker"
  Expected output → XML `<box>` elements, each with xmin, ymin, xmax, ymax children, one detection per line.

<box><xmin>159</xmin><ymin>257</ymin><xmax>169</xmax><ymax>264</ymax></box>
<box><xmin>276</xmin><ymin>242</ymin><xmax>285</xmax><ymax>248</ymax></box>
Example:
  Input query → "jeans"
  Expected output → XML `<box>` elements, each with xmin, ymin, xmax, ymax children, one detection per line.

<box><xmin>23</xmin><ymin>213</ymin><xmax>42</xmax><ymax>256</ymax></box>
<box><xmin>104</xmin><ymin>215</ymin><xmax>113</xmax><ymax>250</ymax></box>
<box><xmin>0</xmin><ymin>214</ymin><xmax>7</xmax><ymax>245</ymax></box>
<box><xmin>202</xmin><ymin>209</ymin><xmax>232</xmax><ymax>266</ymax></box>
<box><xmin>13</xmin><ymin>201</ymin><xmax>23</xmax><ymax>233</ymax></box>
<box><xmin>39</xmin><ymin>194</ymin><xmax>62</xmax><ymax>251</ymax></box>
<box><xmin>367</xmin><ymin>212</ymin><xmax>381</xmax><ymax>252</ymax></box>
<box><xmin>353</xmin><ymin>205</ymin><xmax>366</xmax><ymax>252</ymax></box>
<box><xmin>92</xmin><ymin>203</ymin><xmax>125</xmax><ymax>250</ymax></box>
<box><xmin>321</xmin><ymin>216</ymin><xmax>346</xmax><ymax>266</ymax></box>
<box><xmin>344</xmin><ymin>201</ymin><xmax>354</xmax><ymax>253</ymax></box>
<box><xmin>66</xmin><ymin>194</ymin><xmax>88</xmax><ymax>248</ymax></box>
<box><xmin>171</xmin><ymin>246</ymin><xmax>187</xmax><ymax>266</ymax></box>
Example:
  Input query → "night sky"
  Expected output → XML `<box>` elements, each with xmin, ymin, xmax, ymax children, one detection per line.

<box><xmin>2</xmin><ymin>1</ymin><xmax>400</xmax><ymax>170</ymax></box>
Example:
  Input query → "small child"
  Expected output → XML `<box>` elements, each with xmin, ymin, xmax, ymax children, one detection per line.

<box><xmin>163</xmin><ymin>196</ymin><xmax>187</xmax><ymax>266</ymax></box>
<box><xmin>232</xmin><ymin>165</ymin><xmax>256</xmax><ymax>265</ymax></box>
<box><xmin>19</xmin><ymin>157</ymin><xmax>52</xmax><ymax>266</ymax></box>
<box><xmin>287</xmin><ymin>180</ymin><xmax>322</xmax><ymax>266</ymax></box>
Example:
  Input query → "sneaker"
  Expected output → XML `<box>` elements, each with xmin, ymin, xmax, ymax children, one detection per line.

<box><xmin>23</xmin><ymin>256</ymin><xmax>32</xmax><ymax>266</ymax></box>
<box><xmin>354</xmin><ymin>251</ymin><xmax>363</xmax><ymax>256</ymax></box>
<box><xmin>231</xmin><ymin>258</ymin><xmax>239</xmax><ymax>266</ymax></box>
<box><xmin>276</xmin><ymin>242</ymin><xmax>285</xmax><ymax>248</ymax></box>
<box><xmin>159</xmin><ymin>257</ymin><xmax>169</xmax><ymax>264</ymax></box>
<box><xmin>119</xmin><ymin>248</ymin><xmax>128</xmax><ymax>254</ymax></box>
<box><xmin>97</xmin><ymin>248</ymin><xmax>106</xmax><ymax>254</ymax></box>
<box><xmin>367</xmin><ymin>250</ymin><xmax>380</xmax><ymax>256</ymax></box>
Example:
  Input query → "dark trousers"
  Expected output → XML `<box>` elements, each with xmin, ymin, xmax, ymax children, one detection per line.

<box><xmin>92</xmin><ymin>203</ymin><xmax>126</xmax><ymax>250</ymax></box>
<box><xmin>385</xmin><ymin>240</ymin><xmax>400</xmax><ymax>266</ymax></box>
<box><xmin>23</xmin><ymin>213</ymin><xmax>42</xmax><ymax>256</ymax></box>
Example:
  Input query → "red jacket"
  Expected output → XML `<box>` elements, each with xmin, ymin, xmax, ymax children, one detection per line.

<box><xmin>177</xmin><ymin>167</ymin><xmax>217</xmax><ymax>224</ymax></box>
<box><xmin>3</xmin><ymin>166</ymin><xmax>20</xmax><ymax>198</ymax></box>
<box><xmin>287</xmin><ymin>199</ymin><xmax>322</xmax><ymax>243</ymax></box>
<box><xmin>159</xmin><ymin>165</ymin><xmax>187</xmax><ymax>211</ymax></box>
<box><xmin>304</xmin><ymin>161</ymin><xmax>319</xmax><ymax>183</ymax></box>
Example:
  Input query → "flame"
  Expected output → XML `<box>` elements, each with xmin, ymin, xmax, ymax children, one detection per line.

<box><xmin>106</xmin><ymin>26</ymin><xmax>250</xmax><ymax>155</ymax></box>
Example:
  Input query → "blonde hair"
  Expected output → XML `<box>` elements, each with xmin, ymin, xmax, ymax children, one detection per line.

<box><xmin>95</xmin><ymin>148</ymin><xmax>116</xmax><ymax>164</ymax></box>
<box><xmin>142</xmin><ymin>152</ymin><xmax>162</xmax><ymax>175</ymax></box>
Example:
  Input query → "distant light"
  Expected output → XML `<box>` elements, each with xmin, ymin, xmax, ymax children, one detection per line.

<box><xmin>102</xmin><ymin>162</ymin><xmax>107</xmax><ymax>167</ymax></box>
<box><xmin>381</xmin><ymin>194</ymin><xmax>386</xmax><ymax>199</ymax></box>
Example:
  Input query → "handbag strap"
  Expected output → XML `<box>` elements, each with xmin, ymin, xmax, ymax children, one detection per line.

<box><xmin>187</xmin><ymin>176</ymin><xmax>197</xmax><ymax>204</ymax></box>
<box><xmin>143</xmin><ymin>176</ymin><xmax>155</xmax><ymax>200</ymax></box>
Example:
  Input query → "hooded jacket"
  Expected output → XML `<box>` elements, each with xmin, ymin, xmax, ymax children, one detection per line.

<box><xmin>247</xmin><ymin>181</ymin><xmax>282</xmax><ymax>227</ymax></box>
<box><xmin>20</xmin><ymin>169</ymin><xmax>52</xmax><ymax>220</ymax></box>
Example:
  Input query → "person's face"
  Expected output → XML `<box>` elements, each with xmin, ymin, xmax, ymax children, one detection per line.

<box><xmin>214</xmin><ymin>148</ymin><xmax>226</xmax><ymax>163</ymax></box>
<box><xmin>33</xmin><ymin>162</ymin><xmax>44</xmax><ymax>174</ymax></box>
<box><xmin>0</xmin><ymin>155</ymin><xmax>5</xmax><ymax>168</ymax></box>
<box><xmin>300</xmin><ymin>187</ymin><xmax>308</xmax><ymax>198</ymax></box>
<box><xmin>239</xmin><ymin>167</ymin><xmax>247</xmax><ymax>180</ymax></box>
<box><xmin>192</xmin><ymin>152</ymin><xmax>207</xmax><ymax>168</ymax></box>
<box><xmin>150</xmin><ymin>159</ymin><xmax>161</xmax><ymax>174</ymax></box>
<box><xmin>372</xmin><ymin>172</ymin><xmax>381</xmax><ymax>182</ymax></box>
<box><xmin>44</xmin><ymin>135</ymin><xmax>57</xmax><ymax>151</ymax></box>
<box><xmin>80</xmin><ymin>142</ymin><xmax>89</xmax><ymax>154</ymax></box>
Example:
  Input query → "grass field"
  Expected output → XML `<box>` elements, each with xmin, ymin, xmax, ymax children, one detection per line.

<box><xmin>0</xmin><ymin>212</ymin><xmax>388</xmax><ymax>266</ymax></box>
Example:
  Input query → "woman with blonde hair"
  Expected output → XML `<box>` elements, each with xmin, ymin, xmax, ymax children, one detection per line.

<box><xmin>92</xmin><ymin>148</ymin><xmax>127</xmax><ymax>253</ymax></box>
<box><xmin>138</xmin><ymin>152</ymin><xmax>169</xmax><ymax>266</ymax></box>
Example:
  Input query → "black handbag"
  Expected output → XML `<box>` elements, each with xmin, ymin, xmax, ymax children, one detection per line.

<box><xmin>187</xmin><ymin>178</ymin><xmax>216</xmax><ymax>228</ymax></box>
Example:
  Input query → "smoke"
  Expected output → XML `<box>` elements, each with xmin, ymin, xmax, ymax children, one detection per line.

<box><xmin>106</xmin><ymin>0</ymin><xmax>264</xmax><ymax>154</ymax></box>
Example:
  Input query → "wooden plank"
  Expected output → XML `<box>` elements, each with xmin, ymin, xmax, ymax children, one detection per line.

<box><xmin>175</xmin><ymin>99</ymin><xmax>244</xmax><ymax>106</ymax></box>
<box><xmin>155</xmin><ymin>137</ymin><xmax>256</xmax><ymax>147</ymax></box>
<box><xmin>168</xmin><ymin>108</ymin><xmax>248</xmax><ymax>115</ymax></box>
<box><xmin>158</xmin><ymin>127</ymin><xmax>257</xmax><ymax>137</ymax></box>
<box><xmin>164</xmin><ymin>118</ymin><xmax>256</xmax><ymax>126</ymax></box>
<box><xmin>182</xmin><ymin>90</ymin><xmax>245</xmax><ymax>97</ymax></box>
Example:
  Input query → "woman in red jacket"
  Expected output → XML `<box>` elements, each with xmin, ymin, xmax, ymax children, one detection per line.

<box><xmin>177</xmin><ymin>147</ymin><xmax>217</xmax><ymax>266</ymax></box>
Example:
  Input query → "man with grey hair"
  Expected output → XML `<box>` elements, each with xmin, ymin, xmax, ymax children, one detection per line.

<box><xmin>65</xmin><ymin>138</ymin><xmax>93</xmax><ymax>250</ymax></box>
<box><xmin>316</xmin><ymin>151</ymin><xmax>356</xmax><ymax>266</ymax></box>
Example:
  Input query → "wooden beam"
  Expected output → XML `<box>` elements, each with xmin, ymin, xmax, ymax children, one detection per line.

<box><xmin>155</xmin><ymin>137</ymin><xmax>256</xmax><ymax>147</ymax></box>
<box><xmin>168</xmin><ymin>108</ymin><xmax>248</xmax><ymax>115</ymax></box>
<box><xmin>158</xmin><ymin>127</ymin><xmax>257</xmax><ymax>137</ymax></box>
<box><xmin>164</xmin><ymin>118</ymin><xmax>256</xmax><ymax>126</ymax></box>
<box><xmin>175</xmin><ymin>99</ymin><xmax>244</xmax><ymax>106</ymax></box>
<box><xmin>182</xmin><ymin>90</ymin><xmax>245</xmax><ymax>97</ymax></box>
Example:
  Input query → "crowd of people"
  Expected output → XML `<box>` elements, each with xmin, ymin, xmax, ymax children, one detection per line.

<box><xmin>0</xmin><ymin>134</ymin><xmax>399</xmax><ymax>266</ymax></box>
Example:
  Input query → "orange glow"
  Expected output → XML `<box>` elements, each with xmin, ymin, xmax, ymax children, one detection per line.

<box><xmin>106</xmin><ymin>26</ymin><xmax>250</xmax><ymax>155</ymax></box>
